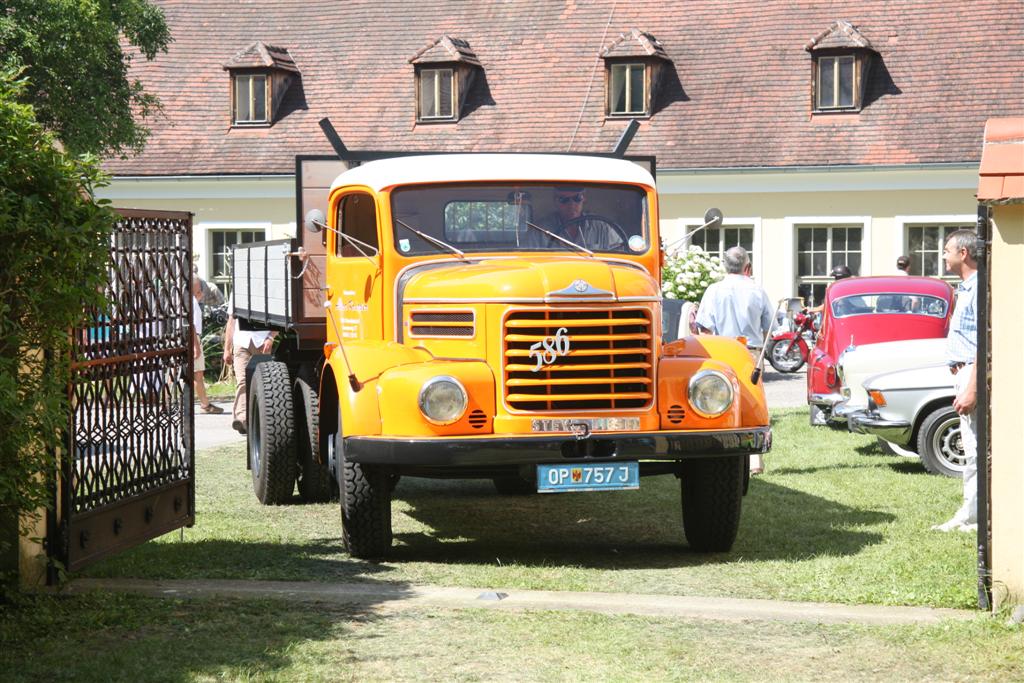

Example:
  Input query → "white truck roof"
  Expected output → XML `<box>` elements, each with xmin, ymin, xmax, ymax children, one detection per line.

<box><xmin>329</xmin><ymin>154</ymin><xmax>655</xmax><ymax>193</ymax></box>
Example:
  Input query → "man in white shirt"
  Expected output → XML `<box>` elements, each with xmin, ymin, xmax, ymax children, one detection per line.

<box><xmin>695</xmin><ymin>246</ymin><xmax>774</xmax><ymax>474</ymax></box>
<box><xmin>223</xmin><ymin>296</ymin><xmax>276</xmax><ymax>434</ymax></box>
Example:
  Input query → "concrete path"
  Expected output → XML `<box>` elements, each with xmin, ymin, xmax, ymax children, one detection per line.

<box><xmin>195</xmin><ymin>398</ymin><xmax>243</xmax><ymax>451</ymax></box>
<box><xmin>762</xmin><ymin>367</ymin><xmax>807</xmax><ymax>409</ymax></box>
<box><xmin>67</xmin><ymin>578</ymin><xmax>974</xmax><ymax>626</ymax></box>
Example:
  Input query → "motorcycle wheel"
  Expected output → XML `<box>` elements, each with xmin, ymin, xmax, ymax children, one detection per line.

<box><xmin>766</xmin><ymin>337</ymin><xmax>806</xmax><ymax>373</ymax></box>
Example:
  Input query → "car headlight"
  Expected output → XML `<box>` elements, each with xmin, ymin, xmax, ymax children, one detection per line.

<box><xmin>687</xmin><ymin>370</ymin><xmax>734</xmax><ymax>418</ymax></box>
<box><xmin>418</xmin><ymin>376</ymin><xmax>468</xmax><ymax>425</ymax></box>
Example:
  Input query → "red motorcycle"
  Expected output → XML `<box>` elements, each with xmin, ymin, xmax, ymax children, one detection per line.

<box><xmin>765</xmin><ymin>310</ymin><xmax>817</xmax><ymax>373</ymax></box>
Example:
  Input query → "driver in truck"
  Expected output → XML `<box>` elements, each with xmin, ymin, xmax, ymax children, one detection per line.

<box><xmin>529</xmin><ymin>185</ymin><xmax>624</xmax><ymax>251</ymax></box>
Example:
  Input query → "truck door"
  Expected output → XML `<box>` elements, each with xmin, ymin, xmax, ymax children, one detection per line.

<box><xmin>326</xmin><ymin>191</ymin><xmax>384</xmax><ymax>342</ymax></box>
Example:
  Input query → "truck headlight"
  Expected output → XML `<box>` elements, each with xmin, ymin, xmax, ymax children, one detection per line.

<box><xmin>688</xmin><ymin>370</ymin><xmax>734</xmax><ymax>418</ymax></box>
<box><xmin>418</xmin><ymin>376</ymin><xmax>468</xmax><ymax>425</ymax></box>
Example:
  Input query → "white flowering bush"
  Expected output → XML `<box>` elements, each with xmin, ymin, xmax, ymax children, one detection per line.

<box><xmin>661</xmin><ymin>245</ymin><xmax>726</xmax><ymax>302</ymax></box>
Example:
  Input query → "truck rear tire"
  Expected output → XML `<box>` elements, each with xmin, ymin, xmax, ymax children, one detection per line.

<box><xmin>294</xmin><ymin>378</ymin><xmax>333</xmax><ymax>503</ymax></box>
<box><xmin>680</xmin><ymin>455</ymin><xmax>745</xmax><ymax>552</ymax></box>
<box><xmin>248</xmin><ymin>361</ymin><xmax>297</xmax><ymax>505</ymax></box>
<box><xmin>335</xmin><ymin>406</ymin><xmax>392</xmax><ymax>558</ymax></box>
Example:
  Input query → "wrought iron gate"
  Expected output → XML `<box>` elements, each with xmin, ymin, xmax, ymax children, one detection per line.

<box><xmin>56</xmin><ymin>209</ymin><xmax>195</xmax><ymax>573</ymax></box>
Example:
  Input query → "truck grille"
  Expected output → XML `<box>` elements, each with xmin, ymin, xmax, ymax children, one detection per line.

<box><xmin>503</xmin><ymin>308</ymin><xmax>653</xmax><ymax>411</ymax></box>
<box><xmin>409</xmin><ymin>310</ymin><xmax>475</xmax><ymax>338</ymax></box>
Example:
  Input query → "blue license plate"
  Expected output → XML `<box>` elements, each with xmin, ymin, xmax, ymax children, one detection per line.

<box><xmin>536</xmin><ymin>462</ymin><xmax>639</xmax><ymax>493</ymax></box>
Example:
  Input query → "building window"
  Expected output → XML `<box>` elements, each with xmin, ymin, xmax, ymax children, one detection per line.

<box><xmin>233</xmin><ymin>74</ymin><xmax>268</xmax><ymax>124</ymax></box>
<box><xmin>609</xmin><ymin>63</ymin><xmax>647</xmax><ymax>116</ymax></box>
<box><xmin>690</xmin><ymin>225</ymin><xmax>754</xmax><ymax>259</ymax></box>
<box><xmin>211</xmin><ymin>228</ymin><xmax>265</xmax><ymax>297</ymax></box>
<box><xmin>418</xmin><ymin>68</ymin><xmax>455</xmax><ymax>120</ymax></box>
<box><xmin>816</xmin><ymin>55</ymin><xmax>856</xmax><ymax>110</ymax></box>
<box><xmin>907</xmin><ymin>224</ymin><xmax>973</xmax><ymax>279</ymax></box>
<box><xmin>796</xmin><ymin>226</ymin><xmax>862</xmax><ymax>306</ymax></box>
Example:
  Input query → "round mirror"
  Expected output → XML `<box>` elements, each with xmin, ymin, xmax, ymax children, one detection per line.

<box><xmin>303</xmin><ymin>208</ymin><xmax>326</xmax><ymax>233</ymax></box>
<box><xmin>703</xmin><ymin>207</ymin><xmax>723</xmax><ymax>227</ymax></box>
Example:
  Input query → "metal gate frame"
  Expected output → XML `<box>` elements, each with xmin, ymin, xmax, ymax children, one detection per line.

<box><xmin>54</xmin><ymin>209</ymin><xmax>195</xmax><ymax>575</ymax></box>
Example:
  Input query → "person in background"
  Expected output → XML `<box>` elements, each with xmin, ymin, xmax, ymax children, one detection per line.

<box><xmin>896</xmin><ymin>255</ymin><xmax>911</xmax><ymax>275</ymax></box>
<box><xmin>695</xmin><ymin>246</ymin><xmax>774</xmax><ymax>474</ymax></box>
<box><xmin>192</xmin><ymin>277</ymin><xmax>223</xmax><ymax>414</ymax></box>
<box><xmin>223</xmin><ymin>298</ymin><xmax>276</xmax><ymax>434</ymax></box>
<box><xmin>932</xmin><ymin>229</ymin><xmax>979</xmax><ymax>533</ymax></box>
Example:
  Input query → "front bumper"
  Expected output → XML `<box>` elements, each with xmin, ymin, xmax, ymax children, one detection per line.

<box><xmin>345</xmin><ymin>427</ymin><xmax>771</xmax><ymax>467</ymax></box>
<box><xmin>848</xmin><ymin>410</ymin><xmax>912</xmax><ymax>444</ymax></box>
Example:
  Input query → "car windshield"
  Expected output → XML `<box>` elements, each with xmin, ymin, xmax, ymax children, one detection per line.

<box><xmin>389</xmin><ymin>182</ymin><xmax>649</xmax><ymax>256</ymax></box>
<box><xmin>830</xmin><ymin>293</ymin><xmax>948</xmax><ymax>318</ymax></box>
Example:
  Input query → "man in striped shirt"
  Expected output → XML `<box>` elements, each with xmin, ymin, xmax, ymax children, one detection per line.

<box><xmin>933</xmin><ymin>229</ymin><xmax>979</xmax><ymax>533</ymax></box>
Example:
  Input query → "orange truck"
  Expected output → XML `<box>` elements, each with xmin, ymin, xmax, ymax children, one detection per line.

<box><xmin>232</xmin><ymin>153</ymin><xmax>770</xmax><ymax>558</ymax></box>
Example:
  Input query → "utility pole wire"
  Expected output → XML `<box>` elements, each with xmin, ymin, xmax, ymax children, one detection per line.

<box><xmin>567</xmin><ymin>2</ymin><xmax>616</xmax><ymax>152</ymax></box>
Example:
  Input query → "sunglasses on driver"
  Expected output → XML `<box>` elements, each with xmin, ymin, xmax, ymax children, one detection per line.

<box><xmin>556</xmin><ymin>193</ymin><xmax>585</xmax><ymax>204</ymax></box>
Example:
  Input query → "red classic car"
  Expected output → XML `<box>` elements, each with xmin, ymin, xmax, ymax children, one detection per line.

<box><xmin>807</xmin><ymin>276</ymin><xmax>954</xmax><ymax>425</ymax></box>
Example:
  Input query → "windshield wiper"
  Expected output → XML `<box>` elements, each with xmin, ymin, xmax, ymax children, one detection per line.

<box><xmin>394</xmin><ymin>218</ymin><xmax>465</xmax><ymax>259</ymax></box>
<box><xmin>524</xmin><ymin>220</ymin><xmax>594</xmax><ymax>257</ymax></box>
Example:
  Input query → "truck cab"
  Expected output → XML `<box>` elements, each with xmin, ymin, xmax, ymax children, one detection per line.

<box><xmin>234</xmin><ymin>153</ymin><xmax>770</xmax><ymax>558</ymax></box>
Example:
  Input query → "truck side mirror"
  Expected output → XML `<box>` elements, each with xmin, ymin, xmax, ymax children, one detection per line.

<box><xmin>304</xmin><ymin>209</ymin><xmax>326</xmax><ymax>233</ymax></box>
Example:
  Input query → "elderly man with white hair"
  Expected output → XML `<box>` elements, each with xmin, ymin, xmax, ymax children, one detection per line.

<box><xmin>695</xmin><ymin>246</ymin><xmax>774</xmax><ymax>473</ymax></box>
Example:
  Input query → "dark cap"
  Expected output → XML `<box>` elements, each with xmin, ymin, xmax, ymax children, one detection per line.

<box><xmin>896</xmin><ymin>255</ymin><xmax>910</xmax><ymax>269</ymax></box>
<box><xmin>830</xmin><ymin>264</ymin><xmax>852</xmax><ymax>279</ymax></box>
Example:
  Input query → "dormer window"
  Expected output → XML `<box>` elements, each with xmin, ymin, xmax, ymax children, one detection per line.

<box><xmin>410</xmin><ymin>35</ymin><xmax>481</xmax><ymax>123</ymax></box>
<box><xmin>817</xmin><ymin>55</ymin><xmax>855</xmax><ymax>109</ymax></box>
<box><xmin>805</xmin><ymin>21</ymin><xmax>876</xmax><ymax>113</ymax></box>
<box><xmin>418</xmin><ymin>68</ymin><xmax>455</xmax><ymax>120</ymax></box>
<box><xmin>224</xmin><ymin>42</ymin><xmax>300</xmax><ymax>127</ymax></box>
<box><xmin>601</xmin><ymin>29</ymin><xmax>671</xmax><ymax>119</ymax></box>
<box><xmin>233</xmin><ymin>74</ymin><xmax>268</xmax><ymax>124</ymax></box>
<box><xmin>609</xmin><ymin>63</ymin><xmax>646</xmax><ymax>116</ymax></box>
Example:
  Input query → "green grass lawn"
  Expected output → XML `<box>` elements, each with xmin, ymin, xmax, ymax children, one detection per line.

<box><xmin>2</xmin><ymin>592</ymin><xmax>1022</xmax><ymax>682</ymax></box>
<box><xmin>82</xmin><ymin>408</ymin><xmax>979</xmax><ymax>609</ymax></box>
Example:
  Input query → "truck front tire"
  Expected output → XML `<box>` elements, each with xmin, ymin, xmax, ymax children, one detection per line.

<box><xmin>680</xmin><ymin>455</ymin><xmax>745</xmax><ymax>552</ymax></box>
<box><xmin>335</xmin><ymin>407</ymin><xmax>392</xmax><ymax>558</ymax></box>
<box><xmin>249</xmin><ymin>361</ymin><xmax>297</xmax><ymax>505</ymax></box>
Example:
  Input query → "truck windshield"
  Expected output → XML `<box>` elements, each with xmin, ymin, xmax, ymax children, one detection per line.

<box><xmin>390</xmin><ymin>182</ymin><xmax>649</xmax><ymax>256</ymax></box>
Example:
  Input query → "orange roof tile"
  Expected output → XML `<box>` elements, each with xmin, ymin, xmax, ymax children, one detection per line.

<box><xmin>978</xmin><ymin>117</ymin><xmax>1024</xmax><ymax>203</ymax></box>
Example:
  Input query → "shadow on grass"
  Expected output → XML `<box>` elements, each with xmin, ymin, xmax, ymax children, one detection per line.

<box><xmin>0</xmin><ymin>588</ymin><xmax>406</xmax><ymax>682</ymax></box>
<box><xmin>82</xmin><ymin>538</ymin><xmax>395</xmax><ymax>583</ymax></box>
<box><xmin>387</xmin><ymin>475</ymin><xmax>892</xmax><ymax>566</ymax></box>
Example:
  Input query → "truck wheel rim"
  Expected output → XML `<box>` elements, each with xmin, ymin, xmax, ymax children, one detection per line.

<box><xmin>933</xmin><ymin>416</ymin><xmax>966</xmax><ymax>472</ymax></box>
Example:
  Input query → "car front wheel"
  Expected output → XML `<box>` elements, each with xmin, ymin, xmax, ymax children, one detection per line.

<box><xmin>916</xmin><ymin>405</ymin><xmax>967</xmax><ymax>478</ymax></box>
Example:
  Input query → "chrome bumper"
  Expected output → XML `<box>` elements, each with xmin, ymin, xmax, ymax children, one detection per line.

<box><xmin>848</xmin><ymin>410</ymin><xmax>912</xmax><ymax>445</ymax></box>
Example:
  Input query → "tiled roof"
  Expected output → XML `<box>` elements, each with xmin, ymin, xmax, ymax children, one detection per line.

<box><xmin>410</xmin><ymin>35</ymin><xmax>481</xmax><ymax>66</ymax></box>
<box><xmin>105</xmin><ymin>0</ymin><xmax>1024</xmax><ymax>176</ymax></box>
<box><xmin>804</xmin><ymin>20</ymin><xmax>874</xmax><ymax>52</ymax></box>
<box><xmin>977</xmin><ymin>117</ymin><xmax>1024</xmax><ymax>203</ymax></box>
<box><xmin>224</xmin><ymin>42</ymin><xmax>300</xmax><ymax>73</ymax></box>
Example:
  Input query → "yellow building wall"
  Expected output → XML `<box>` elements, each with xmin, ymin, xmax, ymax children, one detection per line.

<box><xmin>990</xmin><ymin>202</ymin><xmax>1024</xmax><ymax>611</ymax></box>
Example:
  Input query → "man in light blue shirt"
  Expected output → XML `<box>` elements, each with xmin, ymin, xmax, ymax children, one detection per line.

<box><xmin>933</xmin><ymin>229</ymin><xmax>979</xmax><ymax>533</ymax></box>
<box><xmin>695</xmin><ymin>247</ymin><xmax>774</xmax><ymax>350</ymax></box>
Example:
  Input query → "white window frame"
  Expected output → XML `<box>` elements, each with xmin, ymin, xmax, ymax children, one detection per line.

<box><xmin>608</xmin><ymin>62</ymin><xmax>648</xmax><ymax>116</ymax></box>
<box><xmin>203</xmin><ymin>222</ymin><xmax>272</xmax><ymax>298</ymax></box>
<box><xmin>785</xmin><ymin>216</ymin><xmax>872</xmax><ymax>305</ymax></box>
<box><xmin>663</xmin><ymin>216</ymin><xmax>763</xmax><ymax>285</ymax></box>
<box><xmin>418</xmin><ymin>68</ymin><xmax>456</xmax><ymax>121</ymax></box>
<box><xmin>816</xmin><ymin>54</ymin><xmax>857</xmax><ymax>110</ymax></box>
<box><xmin>233</xmin><ymin>74</ymin><xmax>269</xmax><ymax>125</ymax></box>
<box><xmin>895</xmin><ymin>214</ymin><xmax>975</xmax><ymax>281</ymax></box>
